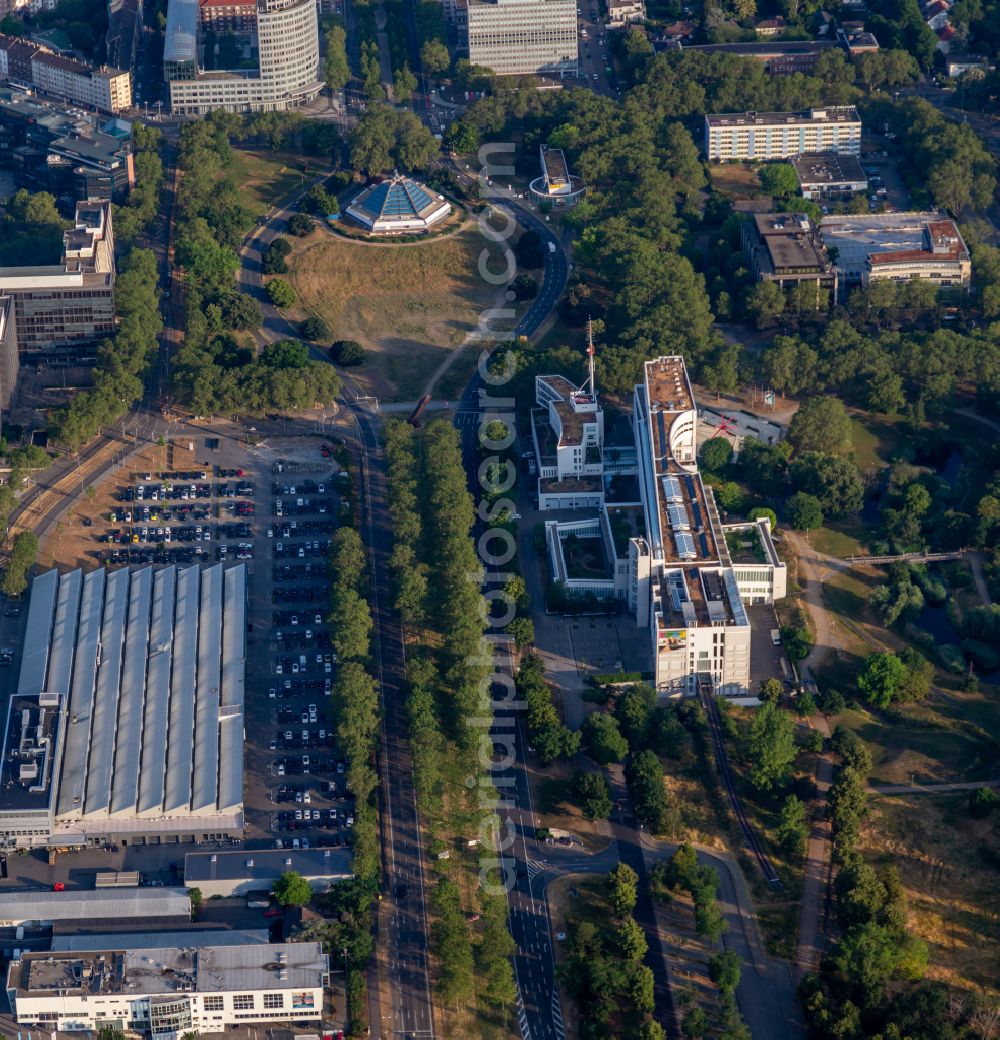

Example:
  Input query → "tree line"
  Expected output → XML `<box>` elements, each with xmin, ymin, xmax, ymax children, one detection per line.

<box><xmin>557</xmin><ymin>864</ymin><xmax>663</xmax><ymax>1040</ymax></box>
<box><xmin>113</xmin><ymin>124</ymin><xmax>166</xmax><ymax>244</ymax></box>
<box><xmin>324</xmin><ymin>502</ymin><xmax>379</xmax><ymax>1035</ymax></box>
<box><xmin>49</xmin><ymin>247</ymin><xmax>162</xmax><ymax>449</ymax></box>
<box><xmin>383</xmin><ymin>419</ymin><xmax>517</xmax><ymax>1014</ymax></box>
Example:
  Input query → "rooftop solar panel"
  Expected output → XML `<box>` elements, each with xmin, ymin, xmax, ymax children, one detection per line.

<box><xmin>674</xmin><ymin>532</ymin><xmax>697</xmax><ymax>560</ymax></box>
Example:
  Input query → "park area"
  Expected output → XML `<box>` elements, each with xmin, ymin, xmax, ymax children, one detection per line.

<box><xmin>860</xmin><ymin>792</ymin><xmax>1000</xmax><ymax>996</ymax></box>
<box><xmin>285</xmin><ymin>227</ymin><xmax>507</xmax><ymax>401</ymax></box>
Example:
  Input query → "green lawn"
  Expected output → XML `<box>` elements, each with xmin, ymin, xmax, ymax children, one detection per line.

<box><xmin>837</xmin><ymin>703</ymin><xmax>998</xmax><ymax>785</ymax></box>
<box><xmin>811</xmin><ymin>521</ymin><xmax>868</xmax><ymax>558</ymax></box>
<box><xmin>226</xmin><ymin>149</ymin><xmax>315</xmax><ymax>214</ymax></box>
<box><xmin>851</xmin><ymin>415</ymin><xmax>902</xmax><ymax>473</ymax></box>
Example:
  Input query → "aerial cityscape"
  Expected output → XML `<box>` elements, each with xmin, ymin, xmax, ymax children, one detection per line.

<box><xmin>0</xmin><ymin>0</ymin><xmax>995</xmax><ymax>1037</ymax></box>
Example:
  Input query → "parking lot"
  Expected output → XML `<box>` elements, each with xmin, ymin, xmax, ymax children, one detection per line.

<box><xmin>32</xmin><ymin>430</ymin><xmax>356</xmax><ymax>855</ymax></box>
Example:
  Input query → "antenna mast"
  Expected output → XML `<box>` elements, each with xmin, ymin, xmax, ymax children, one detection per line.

<box><xmin>586</xmin><ymin>317</ymin><xmax>596</xmax><ymax>396</ymax></box>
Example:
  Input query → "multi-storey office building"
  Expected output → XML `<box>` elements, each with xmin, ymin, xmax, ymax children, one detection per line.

<box><xmin>164</xmin><ymin>0</ymin><xmax>322</xmax><ymax>114</ymax></box>
<box><xmin>7</xmin><ymin>943</ymin><xmax>329</xmax><ymax>1035</ymax></box>
<box><xmin>537</xmin><ymin>353</ymin><xmax>787</xmax><ymax>699</ymax></box>
<box><xmin>0</xmin><ymin>87</ymin><xmax>134</xmax><ymax>201</ymax></box>
<box><xmin>741</xmin><ymin>212</ymin><xmax>838</xmax><ymax>299</ymax></box>
<box><xmin>704</xmin><ymin>106</ymin><xmax>862</xmax><ymax>161</ymax></box>
<box><xmin>0</xmin><ymin>199</ymin><xmax>115</xmax><ymax>357</ymax></box>
<box><xmin>465</xmin><ymin>0</ymin><xmax>578</xmax><ymax>76</ymax></box>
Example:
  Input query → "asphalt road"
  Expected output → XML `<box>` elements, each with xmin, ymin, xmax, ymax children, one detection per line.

<box><xmin>238</xmin><ymin>188</ymin><xmax>436</xmax><ymax>1039</ymax></box>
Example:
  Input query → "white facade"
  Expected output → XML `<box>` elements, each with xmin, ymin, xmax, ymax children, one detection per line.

<box><xmin>7</xmin><ymin>943</ymin><xmax>328</xmax><ymax>1038</ymax></box>
<box><xmin>29</xmin><ymin>59</ymin><xmax>132</xmax><ymax>113</ymax></box>
<box><xmin>705</xmin><ymin>107</ymin><xmax>862</xmax><ymax>161</ymax></box>
<box><xmin>466</xmin><ymin>0</ymin><xmax>578</xmax><ymax>76</ymax></box>
<box><xmin>167</xmin><ymin>0</ymin><xmax>321</xmax><ymax>114</ymax></box>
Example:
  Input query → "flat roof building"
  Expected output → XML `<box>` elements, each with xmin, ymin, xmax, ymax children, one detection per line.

<box><xmin>790</xmin><ymin>152</ymin><xmax>867</xmax><ymax>199</ymax></box>
<box><xmin>742</xmin><ymin>212</ymin><xmax>837</xmax><ymax>299</ymax></box>
<box><xmin>0</xmin><ymin>564</ymin><xmax>247</xmax><ymax>849</ymax></box>
<box><xmin>466</xmin><ymin>0</ymin><xmax>578</xmax><ymax>77</ymax></box>
<box><xmin>0</xmin><ymin>294</ymin><xmax>18</xmax><ymax>418</ymax></box>
<box><xmin>705</xmin><ymin>106</ymin><xmax>862</xmax><ymax>161</ymax></box>
<box><xmin>0</xmin><ymin>199</ymin><xmax>116</xmax><ymax>357</ymax></box>
<box><xmin>537</xmin><ymin>344</ymin><xmax>787</xmax><ymax>700</ymax></box>
<box><xmin>819</xmin><ymin>211</ymin><xmax>971</xmax><ymax>291</ymax></box>
<box><xmin>0</xmin><ymin>888</ymin><xmax>192</xmax><ymax>927</ymax></box>
<box><xmin>0</xmin><ymin>33</ymin><xmax>132</xmax><ymax>113</ymax></box>
<box><xmin>7</xmin><ymin>942</ymin><xmax>329</xmax><ymax>1034</ymax></box>
<box><xmin>165</xmin><ymin>0</ymin><xmax>322</xmax><ymax>114</ymax></box>
<box><xmin>184</xmin><ymin>848</ymin><xmax>354</xmax><ymax>898</ymax></box>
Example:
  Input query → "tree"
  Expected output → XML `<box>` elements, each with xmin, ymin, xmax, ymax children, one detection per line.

<box><xmin>969</xmin><ymin>787</ymin><xmax>999</xmax><ymax>819</ymax></box>
<box><xmin>287</xmin><ymin>212</ymin><xmax>314</xmax><ymax>237</ymax></box>
<box><xmin>759</xmin><ymin>162</ymin><xmax>799</xmax><ymax>198</ymax></box>
<box><xmin>639</xmin><ymin>1023</ymin><xmax>667</xmax><ymax>1040</ymax></box>
<box><xmin>626</xmin><ymin>749</ymin><xmax>671</xmax><ymax>833</ymax></box>
<box><xmin>509</xmin><ymin>273</ymin><xmax>538</xmax><ymax>300</ymax></box>
<box><xmin>787</xmin><ymin>491</ymin><xmax>823</xmax><ymax>531</ymax></box>
<box><xmin>617</xmin><ymin>917</ymin><xmax>648</xmax><ymax>961</ymax></box>
<box><xmin>746</xmin><ymin>700</ymin><xmax>796</xmax><ymax>792</ymax></box>
<box><xmin>683</xmin><ymin>1007</ymin><xmax>709</xmax><ymax>1038</ymax></box>
<box><xmin>273</xmin><ymin>870</ymin><xmax>313</xmax><ymax>906</ymax></box>
<box><xmin>630</xmin><ymin>964</ymin><xmax>655</xmax><ymax>1013</ymax></box>
<box><xmin>331</xmin><ymin>340</ymin><xmax>366</xmax><ymax>365</ymax></box>
<box><xmin>266</xmin><ymin>279</ymin><xmax>296</xmax><ymax>308</ymax></box>
<box><xmin>188</xmin><ymin>887</ymin><xmax>203</xmax><ymax>913</ymax></box>
<box><xmin>857</xmin><ymin>652</ymin><xmax>909</xmax><ymax>709</ymax></box>
<box><xmin>421</xmin><ymin>39</ymin><xmax>450</xmax><ymax>76</ymax></box>
<box><xmin>582</xmin><ymin>712</ymin><xmax>629</xmax><ymax>764</ymax></box>
<box><xmin>746</xmin><ymin>280</ymin><xmax>785</xmax><ymax>329</ymax></box>
<box><xmin>506</xmin><ymin>616</ymin><xmax>534</xmax><ymax>649</ymax></box>
<box><xmin>393</xmin><ymin>63</ymin><xmax>418</xmax><ymax>102</ymax></box>
<box><xmin>759</xmin><ymin>677</ymin><xmax>783</xmax><ymax>702</ymax></box>
<box><xmin>788</xmin><ymin>397</ymin><xmax>854</xmax><ymax>457</ymax></box>
<box><xmin>1</xmin><ymin>530</ymin><xmax>38</xmax><ymax>597</ymax></box>
<box><xmin>607</xmin><ymin>863</ymin><xmax>639</xmax><ymax>916</ymax></box>
<box><xmin>777</xmin><ymin>794</ymin><xmax>808</xmax><ymax>860</ymax></box>
<box><xmin>574</xmin><ymin>770</ymin><xmax>613</xmax><ymax>820</ymax></box>
<box><xmin>791</xmin><ymin>453</ymin><xmax>863</xmax><ymax>517</ymax></box>
<box><xmin>700</xmin><ymin>436</ymin><xmax>733</xmax><ymax>472</ymax></box>
<box><xmin>222</xmin><ymin>292</ymin><xmax>263</xmax><ymax>330</ymax></box>
<box><xmin>300</xmin><ymin>315</ymin><xmax>330</xmax><ymax>341</ymax></box>
<box><xmin>323</xmin><ymin>24</ymin><xmax>350</xmax><ymax>92</ymax></box>
<box><xmin>708</xmin><ymin>949</ymin><xmax>741</xmax><ymax>995</ymax></box>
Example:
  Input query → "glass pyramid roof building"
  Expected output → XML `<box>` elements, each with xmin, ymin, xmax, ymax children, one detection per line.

<box><xmin>346</xmin><ymin>172</ymin><xmax>452</xmax><ymax>234</ymax></box>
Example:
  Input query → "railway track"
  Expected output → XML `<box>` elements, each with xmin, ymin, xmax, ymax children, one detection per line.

<box><xmin>701</xmin><ymin>688</ymin><xmax>783</xmax><ymax>890</ymax></box>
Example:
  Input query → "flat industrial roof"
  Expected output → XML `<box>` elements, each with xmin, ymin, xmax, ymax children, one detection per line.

<box><xmin>0</xmin><ymin>888</ymin><xmax>191</xmax><ymax>925</ymax></box>
<box><xmin>706</xmin><ymin>106</ymin><xmax>860</xmax><ymax>127</ymax></box>
<box><xmin>819</xmin><ymin>211</ymin><xmax>969</xmax><ymax>276</ymax></box>
<box><xmin>52</xmin><ymin>929</ymin><xmax>269</xmax><ymax>951</ymax></box>
<box><xmin>790</xmin><ymin>152</ymin><xmax>867</xmax><ymax>185</ymax></box>
<box><xmin>11</xmin><ymin>942</ymin><xmax>328</xmax><ymax>997</ymax></box>
<box><xmin>751</xmin><ymin>213</ymin><xmax>832</xmax><ymax>273</ymax></box>
<box><xmin>2</xmin><ymin>566</ymin><xmax>246</xmax><ymax>835</ymax></box>
<box><xmin>184</xmin><ymin>848</ymin><xmax>354</xmax><ymax>884</ymax></box>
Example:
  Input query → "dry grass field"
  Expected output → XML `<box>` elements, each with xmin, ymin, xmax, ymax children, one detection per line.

<box><xmin>862</xmin><ymin>793</ymin><xmax>1000</xmax><ymax>996</ymax></box>
<box><xmin>286</xmin><ymin>228</ymin><xmax>506</xmax><ymax>401</ymax></box>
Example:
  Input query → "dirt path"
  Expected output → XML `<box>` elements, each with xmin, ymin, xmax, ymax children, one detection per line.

<box><xmin>968</xmin><ymin>550</ymin><xmax>994</xmax><ymax>606</ymax></box>
<box><xmin>869</xmin><ymin>778</ymin><xmax>1000</xmax><ymax>795</ymax></box>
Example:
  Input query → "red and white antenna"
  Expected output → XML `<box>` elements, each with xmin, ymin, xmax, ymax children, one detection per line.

<box><xmin>585</xmin><ymin>317</ymin><xmax>596</xmax><ymax>396</ymax></box>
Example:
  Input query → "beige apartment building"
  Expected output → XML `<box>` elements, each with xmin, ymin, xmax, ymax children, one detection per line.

<box><xmin>0</xmin><ymin>33</ymin><xmax>131</xmax><ymax>112</ymax></box>
<box><xmin>466</xmin><ymin>0</ymin><xmax>578</xmax><ymax>76</ymax></box>
<box><xmin>704</xmin><ymin>106</ymin><xmax>862</xmax><ymax>161</ymax></box>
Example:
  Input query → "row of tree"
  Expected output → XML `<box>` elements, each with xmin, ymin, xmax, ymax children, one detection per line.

<box><xmin>49</xmin><ymin>247</ymin><xmax>162</xmax><ymax>449</ymax></box>
<box><xmin>325</xmin><ymin>510</ymin><xmax>379</xmax><ymax>1035</ymax></box>
<box><xmin>557</xmin><ymin>864</ymin><xmax>662</xmax><ymax>1039</ymax></box>
<box><xmin>383</xmin><ymin>419</ymin><xmax>517</xmax><ymax>1012</ymax></box>
<box><xmin>514</xmin><ymin>654</ymin><xmax>579</xmax><ymax>764</ymax></box>
<box><xmin>650</xmin><ymin>845</ymin><xmax>752</xmax><ymax>1039</ymax></box>
<box><xmin>113</xmin><ymin>124</ymin><xmax>166</xmax><ymax>244</ymax></box>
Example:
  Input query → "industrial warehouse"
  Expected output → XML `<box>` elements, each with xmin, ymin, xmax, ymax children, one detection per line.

<box><xmin>0</xmin><ymin>564</ymin><xmax>247</xmax><ymax>848</ymax></box>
